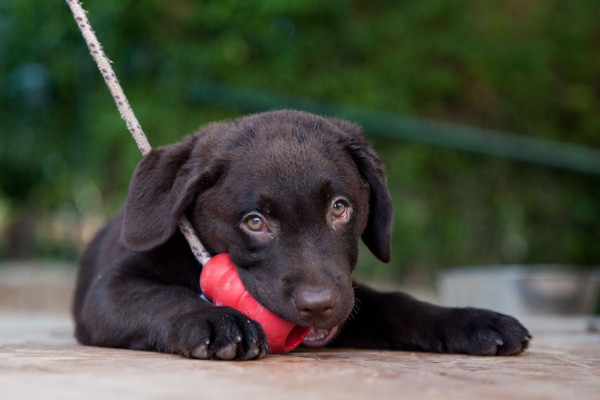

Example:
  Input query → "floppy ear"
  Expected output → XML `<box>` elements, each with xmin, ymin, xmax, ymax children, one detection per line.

<box><xmin>329</xmin><ymin>118</ymin><xmax>394</xmax><ymax>262</ymax></box>
<box><xmin>120</xmin><ymin>135</ymin><xmax>218</xmax><ymax>252</ymax></box>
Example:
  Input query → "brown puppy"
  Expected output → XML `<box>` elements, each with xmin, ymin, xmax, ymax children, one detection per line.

<box><xmin>73</xmin><ymin>110</ymin><xmax>530</xmax><ymax>360</ymax></box>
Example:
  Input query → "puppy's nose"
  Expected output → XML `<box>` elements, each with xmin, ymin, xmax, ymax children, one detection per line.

<box><xmin>294</xmin><ymin>289</ymin><xmax>337</xmax><ymax>325</ymax></box>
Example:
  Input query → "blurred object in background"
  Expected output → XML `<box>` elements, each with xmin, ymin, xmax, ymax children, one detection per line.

<box><xmin>438</xmin><ymin>266</ymin><xmax>600</xmax><ymax>317</ymax></box>
<box><xmin>0</xmin><ymin>261</ymin><xmax>75</xmax><ymax>313</ymax></box>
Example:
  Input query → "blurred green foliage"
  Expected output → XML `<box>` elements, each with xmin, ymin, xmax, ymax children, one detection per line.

<box><xmin>0</xmin><ymin>0</ymin><xmax>598</xmax><ymax>280</ymax></box>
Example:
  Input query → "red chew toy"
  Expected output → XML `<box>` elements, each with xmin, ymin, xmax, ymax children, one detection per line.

<box><xmin>200</xmin><ymin>253</ymin><xmax>311</xmax><ymax>353</ymax></box>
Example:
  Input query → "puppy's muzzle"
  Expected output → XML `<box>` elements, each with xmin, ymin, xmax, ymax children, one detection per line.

<box><xmin>293</xmin><ymin>289</ymin><xmax>338</xmax><ymax>326</ymax></box>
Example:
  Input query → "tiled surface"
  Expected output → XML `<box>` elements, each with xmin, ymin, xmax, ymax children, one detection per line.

<box><xmin>0</xmin><ymin>313</ymin><xmax>598</xmax><ymax>400</ymax></box>
<box><xmin>0</xmin><ymin>264</ymin><xmax>598</xmax><ymax>400</ymax></box>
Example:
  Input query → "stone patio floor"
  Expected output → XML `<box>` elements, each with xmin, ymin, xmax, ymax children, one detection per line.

<box><xmin>0</xmin><ymin>264</ymin><xmax>598</xmax><ymax>400</ymax></box>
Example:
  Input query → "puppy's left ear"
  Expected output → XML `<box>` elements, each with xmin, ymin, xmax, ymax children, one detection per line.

<box><xmin>121</xmin><ymin>135</ymin><xmax>220</xmax><ymax>252</ymax></box>
<box><xmin>329</xmin><ymin>118</ymin><xmax>394</xmax><ymax>262</ymax></box>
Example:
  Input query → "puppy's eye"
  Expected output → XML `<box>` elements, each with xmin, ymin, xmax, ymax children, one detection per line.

<box><xmin>331</xmin><ymin>200</ymin><xmax>348</xmax><ymax>219</ymax></box>
<box><xmin>245</xmin><ymin>216</ymin><xmax>266</xmax><ymax>232</ymax></box>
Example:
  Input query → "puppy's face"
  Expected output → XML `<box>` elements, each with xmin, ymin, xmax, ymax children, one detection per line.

<box><xmin>121</xmin><ymin>111</ymin><xmax>393</xmax><ymax>343</ymax></box>
<box><xmin>191</xmin><ymin>122</ymin><xmax>372</xmax><ymax>331</ymax></box>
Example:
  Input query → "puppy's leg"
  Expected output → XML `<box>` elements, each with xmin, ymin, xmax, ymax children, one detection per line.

<box><xmin>74</xmin><ymin>255</ymin><xmax>268</xmax><ymax>360</ymax></box>
<box><xmin>331</xmin><ymin>282</ymin><xmax>531</xmax><ymax>356</ymax></box>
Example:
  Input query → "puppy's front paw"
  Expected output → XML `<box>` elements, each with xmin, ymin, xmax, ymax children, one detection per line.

<box><xmin>171</xmin><ymin>306</ymin><xmax>268</xmax><ymax>360</ymax></box>
<box><xmin>435</xmin><ymin>308</ymin><xmax>531</xmax><ymax>356</ymax></box>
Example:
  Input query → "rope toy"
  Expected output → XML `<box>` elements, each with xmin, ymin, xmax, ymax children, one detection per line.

<box><xmin>66</xmin><ymin>0</ymin><xmax>310</xmax><ymax>353</ymax></box>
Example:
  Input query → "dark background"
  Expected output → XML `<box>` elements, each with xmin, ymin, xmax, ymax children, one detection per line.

<box><xmin>1</xmin><ymin>0</ymin><xmax>599</xmax><ymax>282</ymax></box>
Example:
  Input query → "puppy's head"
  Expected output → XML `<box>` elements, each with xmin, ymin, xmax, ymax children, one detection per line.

<box><xmin>121</xmin><ymin>110</ymin><xmax>393</xmax><ymax>343</ymax></box>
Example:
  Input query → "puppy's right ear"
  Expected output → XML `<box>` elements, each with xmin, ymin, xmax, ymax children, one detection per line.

<box><xmin>120</xmin><ymin>136</ymin><xmax>221</xmax><ymax>252</ymax></box>
<box><xmin>328</xmin><ymin>118</ymin><xmax>394</xmax><ymax>263</ymax></box>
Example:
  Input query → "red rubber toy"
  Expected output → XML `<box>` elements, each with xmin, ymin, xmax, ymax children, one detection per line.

<box><xmin>200</xmin><ymin>253</ymin><xmax>311</xmax><ymax>353</ymax></box>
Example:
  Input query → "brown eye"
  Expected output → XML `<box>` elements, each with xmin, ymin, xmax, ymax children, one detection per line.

<box><xmin>246</xmin><ymin>216</ymin><xmax>266</xmax><ymax>232</ymax></box>
<box><xmin>332</xmin><ymin>200</ymin><xmax>347</xmax><ymax>218</ymax></box>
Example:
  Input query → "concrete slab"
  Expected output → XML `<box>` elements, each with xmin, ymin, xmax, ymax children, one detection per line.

<box><xmin>0</xmin><ymin>312</ymin><xmax>598</xmax><ymax>400</ymax></box>
<box><xmin>0</xmin><ymin>263</ymin><xmax>598</xmax><ymax>400</ymax></box>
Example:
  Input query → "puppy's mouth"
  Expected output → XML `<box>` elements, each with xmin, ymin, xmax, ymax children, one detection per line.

<box><xmin>301</xmin><ymin>325</ymin><xmax>339</xmax><ymax>348</ymax></box>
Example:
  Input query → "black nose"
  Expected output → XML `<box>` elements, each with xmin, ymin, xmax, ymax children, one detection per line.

<box><xmin>293</xmin><ymin>289</ymin><xmax>337</xmax><ymax>325</ymax></box>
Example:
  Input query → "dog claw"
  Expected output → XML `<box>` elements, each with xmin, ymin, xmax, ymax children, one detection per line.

<box><xmin>215</xmin><ymin>343</ymin><xmax>237</xmax><ymax>360</ymax></box>
<box><xmin>243</xmin><ymin>344</ymin><xmax>260</xmax><ymax>360</ymax></box>
<box><xmin>258</xmin><ymin>346</ymin><xmax>268</xmax><ymax>359</ymax></box>
<box><xmin>191</xmin><ymin>343</ymin><xmax>210</xmax><ymax>359</ymax></box>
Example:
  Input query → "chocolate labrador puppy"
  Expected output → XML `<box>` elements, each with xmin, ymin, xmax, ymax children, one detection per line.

<box><xmin>73</xmin><ymin>110</ymin><xmax>530</xmax><ymax>360</ymax></box>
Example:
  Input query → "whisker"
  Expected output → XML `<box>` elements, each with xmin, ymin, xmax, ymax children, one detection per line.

<box><xmin>348</xmin><ymin>297</ymin><xmax>361</xmax><ymax>321</ymax></box>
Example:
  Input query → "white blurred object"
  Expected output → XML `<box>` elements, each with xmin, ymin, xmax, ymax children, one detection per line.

<box><xmin>438</xmin><ymin>266</ymin><xmax>600</xmax><ymax>316</ymax></box>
